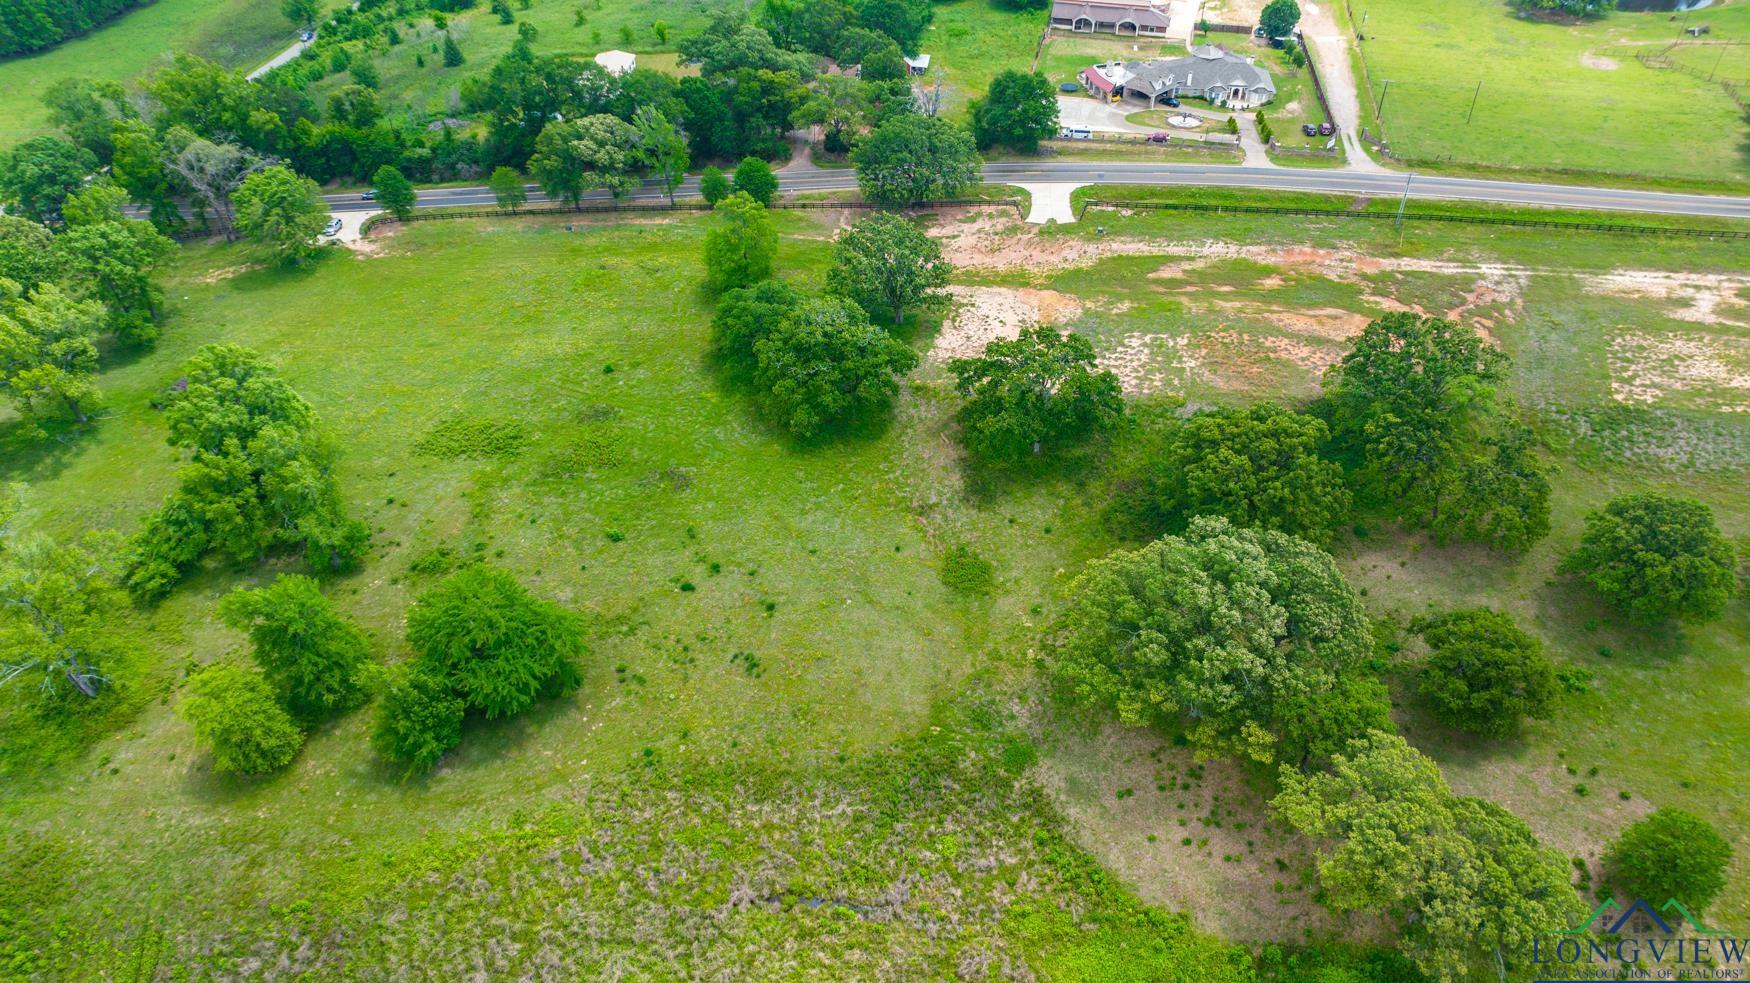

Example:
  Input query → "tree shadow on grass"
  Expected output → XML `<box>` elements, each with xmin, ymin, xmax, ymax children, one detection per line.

<box><xmin>0</xmin><ymin>417</ymin><xmax>92</xmax><ymax>484</ymax></box>
<box><xmin>221</xmin><ymin>250</ymin><xmax>340</xmax><ymax>295</ymax></box>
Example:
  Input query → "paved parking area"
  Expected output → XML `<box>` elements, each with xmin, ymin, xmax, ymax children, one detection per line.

<box><xmin>1056</xmin><ymin>95</ymin><xmax>1157</xmax><ymax>135</ymax></box>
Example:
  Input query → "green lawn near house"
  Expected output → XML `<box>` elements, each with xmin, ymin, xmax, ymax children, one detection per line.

<box><xmin>0</xmin><ymin>0</ymin><xmax>340</xmax><ymax>148</ymax></box>
<box><xmin>1038</xmin><ymin>33</ymin><xmax>1189</xmax><ymax>90</ymax></box>
<box><xmin>917</xmin><ymin>0</ymin><xmax>1051</xmax><ymax>118</ymax></box>
<box><xmin>1351</xmin><ymin>0</ymin><xmax>1750</xmax><ymax>184</ymax></box>
<box><xmin>296</xmin><ymin>0</ymin><xmax>719</xmax><ymax>123</ymax></box>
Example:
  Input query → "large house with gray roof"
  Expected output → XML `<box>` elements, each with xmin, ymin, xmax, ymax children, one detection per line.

<box><xmin>1049</xmin><ymin>0</ymin><xmax>1173</xmax><ymax>37</ymax></box>
<box><xmin>1080</xmin><ymin>43</ymin><xmax>1277</xmax><ymax>109</ymax></box>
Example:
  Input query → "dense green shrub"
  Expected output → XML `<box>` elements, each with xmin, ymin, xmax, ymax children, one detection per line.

<box><xmin>218</xmin><ymin>575</ymin><xmax>373</xmax><ymax>722</ymax></box>
<box><xmin>1413</xmin><ymin>608</ymin><xmax>1556</xmax><ymax>738</ymax></box>
<box><xmin>406</xmin><ymin>565</ymin><xmax>585</xmax><ymax>719</ymax></box>
<box><xmin>710</xmin><ymin>278</ymin><xmax>801</xmax><ymax>373</ymax></box>
<box><xmin>372</xmin><ymin>667</ymin><xmax>466</xmax><ymax>776</ymax></box>
<box><xmin>1052</xmin><ymin>516</ymin><xmax>1383</xmax><ymax>765</ymax></box>
<box><xmin>939</xmin><ymin>544</ymin><xmax>994</xmax><ymax>595</ymax></box>
<box><xmin>1561</xmin><ymin>493</ymin><xmax>1737</xmax><ymax>624</ymax></box>
<box><xmin>949</xmin><ymin>327</ymin><xmax>1123</xmax><ymax>465</ymax></box>
<box><xmin>1154</xmin><ymin>402</ymin><xmax>1349</xmax><ymax>544</ymax></box>
<box><xmin>1604</xmin><ymin>808</ymin><xmax>1733</xmax><ymax>912</ymax></box>
<box><xmin>751</xmin><ymin>295</ymin><xmax>918</xmax><ymax>438</ymax></box>
<box><xmin>179</xmin><ymin>664</ymin><xmax>304</xmax><ymax>775</ymax></box>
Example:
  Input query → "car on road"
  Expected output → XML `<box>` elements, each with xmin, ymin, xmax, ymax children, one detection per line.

<box><xmin>322</xmin><ymin>217</ymin><xmax>343</xmax><ymax>238</ymax></box>
<box><xmin>1146</xmin><ymin>132</ymin><xmax>1170</xmax><ymax>143</ymax></box>
<box><xmin>1301</xmin><ymin>123</ymin><xmax>1319</xmax><ymax>137</ymax></box>
<box><xmin>361</xmin><ymin>189</ymin><xmax>378</xmax><ymax>200</ymax></box>
<box><xmin>299</xmin><ymin>30</ymin><xmax>314</xmax><ymax>42</ymax></box>
<box><xmin>1318</xmin><ymin>122</ymin><xmax>1336</xmax><ymax>136</ymax></box>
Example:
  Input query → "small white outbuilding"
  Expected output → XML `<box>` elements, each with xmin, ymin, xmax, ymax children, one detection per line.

<box><xmin>593</xmin><ymin>49</ymin><xmax>636</xmax><ymax>75</ymax></box>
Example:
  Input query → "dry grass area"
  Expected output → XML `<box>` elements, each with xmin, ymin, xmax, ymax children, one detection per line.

<box><xmin>927</xmin><ymin>211</ymin><xmax>1750</xmax><ymax>412</ymax></box>
<box><xmin>1032</xmin><ymin>720</ymin><xmax>1386</xmax><ymax>943</ymax></box>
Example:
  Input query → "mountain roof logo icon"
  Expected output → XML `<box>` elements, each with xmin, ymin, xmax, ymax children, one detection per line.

<box><xmin>1560</xmin><ymin>897</ymin><xmax>1728</xmax><ymax>936</ymax></box>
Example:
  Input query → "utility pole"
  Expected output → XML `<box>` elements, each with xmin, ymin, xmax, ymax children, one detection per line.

<box><xmin>1709</xmin><ymin>44</ymin><xmax>1727</xmax><ymax>81</ymax></box>
<box><xmin>1465</xmin><ymin>81</ymin><xmax>1482</xmax><ymax>124</ymax></box>
<box><xmin>1396</xmin><ymin>171</ymin><xmax>1414</xmax><ymax>241</ymax></box>
<box><xmin>1375</xmin><ymin>79</ymin><xmax>1392</xmax><ymax>120</ymax></box>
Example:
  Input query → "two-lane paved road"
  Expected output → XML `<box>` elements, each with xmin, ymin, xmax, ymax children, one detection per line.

<box><xmin>322</xmin><ymin>162</ymin><xmax>1750</xmax><ymax>221</ymax></box>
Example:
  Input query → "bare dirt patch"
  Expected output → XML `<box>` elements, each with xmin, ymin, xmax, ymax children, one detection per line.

<box><xmin>1097</xmin><ymin>332</ymin><xmax>1198</xmax><ymax>394</ymax></box>
<box><xmin>194</xmin><ymin>264</ymin><xmax>261</xmax><ymax>284</ymax></box>
<box><xmin>1580</xmin><ymin>52</ymin><xmax>1620</xmax><ymax>70</ymax></box>
<box><xmin>930</xmin><ymin>286</ymin><xmax>1084</xmax><ymax>362</ymax></box>
<box><xmin>1585</xmin><ymin>271</ymin><xmax>1750</xmax><ymax>327</ymax></box>
<box><xmin>1609</xmin><ymin>330</ymin><xmax>1750</xmax><ymax>413</ymax></box>
<box><xmin>1034</xmin><ymin>721</ymin><xmax>1388</xmax><ymax>943</ymax></box>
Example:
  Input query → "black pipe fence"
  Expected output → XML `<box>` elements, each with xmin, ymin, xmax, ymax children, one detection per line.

<box><xmin>363</xmin><ymin>196</ymin><xmax>1023</xmax><ymax>232</ymax></box>
<box><xmin>1077</xmin><ymin>199</ymin><xmax>1750</xmax><ymax>238</ymax></box>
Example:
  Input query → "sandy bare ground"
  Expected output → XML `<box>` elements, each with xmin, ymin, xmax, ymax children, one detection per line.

<box><xmin>930</xmin><ymin>286</ymin><xmax>1085</xmax><ymax>362</ymax></box>
<box><xmin>1584</xmin><ymin>271</ymin><xmax>1750</xmax><ymax>327</ymax></box>
<box><xmin>1609</xmin><ymin>331</ymin><xmax>1750</xmax><ymax>413</ymax></box>
<box><xmin>1033</xmin><ymin>721</ymin><xmax>1390</xmax><ymax>943</ymax></box>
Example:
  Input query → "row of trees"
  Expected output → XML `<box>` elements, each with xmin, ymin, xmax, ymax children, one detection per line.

<box><xmin>0</xmin><ymin>192</ymin><xmax>176</xmax><ymax>438</ymax></box>
<box><xmin>0</xmin><ymin>0</ymin><xmax>144</xmax><ymax>56</ymax></box>
<box><xmin>705</xmin><ymin>201</ymin><xmax>934</xmax><ymax>438</ymax></box>
<box><xmin>174</xmin><ymin>561</ymin><xmax>587</xmax><ymax>778</ymax></box>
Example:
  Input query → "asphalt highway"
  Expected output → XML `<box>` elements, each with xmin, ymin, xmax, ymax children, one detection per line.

<box><xmin>320</xmin><ymin>161</ymin><xmax>1750</xmax><ymax>221</ymax></box>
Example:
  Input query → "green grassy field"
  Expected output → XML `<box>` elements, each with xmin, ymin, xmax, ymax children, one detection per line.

<box><xmin>1352</xmin><ymin>0</ymin><xmax>1750</xmax><ymax>184</ymax></box>
<box><xmin>0</xmin><ymin>0</ymin><xmax>340</xmax><ymax>148</ymax></box>
<box><xmin>2</xmin><ymin>201</ymin><xmax>1747</xmax><ymax>971</ymax></box>
<box><xmin>920</xmin><ymin>0</ymin><xmax>1050</xmax><ymax>118</ymax></box>
<box><xmin>304</xmin><ymin>0</ymin><xmax>720</xmax><ymax>123</ymax></box>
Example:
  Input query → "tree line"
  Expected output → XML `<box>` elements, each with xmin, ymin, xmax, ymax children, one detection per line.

<box><xmin>0</xmin><ymin>0</ymin><xmax>146</xmax><ymax>57</ymax></box>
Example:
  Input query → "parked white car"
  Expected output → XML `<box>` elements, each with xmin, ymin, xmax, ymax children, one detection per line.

<box><xmin>1059</xmin><ymin>126</ymin><xmax>1094</xmax><ymax>140</ymax></box>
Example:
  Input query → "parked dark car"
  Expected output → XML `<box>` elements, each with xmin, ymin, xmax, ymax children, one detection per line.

<box><xmin>1318</xmin><ymin>122</ymin><xmax>1336</xmax><ymax>136</ymax></box>
<box><xmin>1146</xmin><ymin>132</ymin><xmax>1170</xmax><ymax>143</ymax></box>
<box><xmin>1301</xmin><ymin>123</ymin><xmax>1318</xmax><ymax>137</ymax></box>
<box><xmin>1163</xmin><ymin>96</ymin><xmax>1180</xmax><ymax>107</ymax></box>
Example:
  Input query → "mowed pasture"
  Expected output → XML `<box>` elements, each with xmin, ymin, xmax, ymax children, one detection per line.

<box><xmin>927</xmin><ymin>198</ymin><xmax>1750</xmax><ymax>932</ymax></box>
<box><xmin>0</xmin><ymin>0</ymin><xmax>336</xmax><ymax>148</ymax></box>
<box><xmin>303</xmin><ymin>0</ymin><xmax>721</xmax><ymax>124</ymax></box>
<box><xmin>1351</xmin><ymin>0</ymin><xmax>1750</xmax><ymax>184</ymax></box>
<box><xmin>0</xmin><ymin>202</ymin><xmax>1746</xmax><ymax>969</ymax></box>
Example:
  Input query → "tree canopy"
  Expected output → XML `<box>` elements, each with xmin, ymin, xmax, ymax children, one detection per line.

<box><xmin>712</xmin><ymin>278</ymin><xmax>802</xmax><ymax>373</ymax></box>
<box><xmin>1318</xmin><ymin>312</ymin><xmax>1550</xmax><ymax>552</ymax></box>
<box><xmin>948</xmin><ymin>327</ymin><xmax>1123</xmax><ymax>464</ymax></box>
<box><xmin>233</xmin><ymin>166</ymin><xmax>329</xmax><ymax>265</ymax></box>
<box><xmin>1604</xmin><ymin>808</ymin><xmax>1733</xmax><ymax>913</ymax></box>
<box><xmin>1259</xmin><ymin>0</ymin><xmax>1302</xmax><ymax>38</ymax></box>
<box><xmin>852</xmin><ymin>114</ymin><xmax>981</xmax><ymax>205</ymax></box>
<box><xmin>0</xmin><ymin>530</ymin><xmax>125</xmax><ymax>702</ymax></box>
<box><xmin>406</xmin><ymin>565</ymin><xmax>586</xmax><ymax>720</ymax></box>
<box><xmin>972</xmin><ymin>71</ymin><xmax>1060</xmax><ymax>153</ymax></box>
<box><xmin>1273</xmin><ymin>731</ymin><xmax>1585</xmax><ymax>981</ymax></box>
<box><xmin>1412</xmin><ymin>608</ymin><xmax>1556</xmax><ymax>738</ymax></box>
<box><xmin>0</xmin><ymin>280</ymin><xmax>106</xmax><ymax>429</ymax></box>
<box><xmin>752</xmin><ymin>295</ymin><xmax>919</xmax><ymax>438</ymax></box>
<box><xmin>732</xmin><ymin>157</ymin><xmax>779</xmax><ymax>206</ymax></box>
<box><xmin>219</xmin><ymin>575</ymin><xmax>373</xmax><ymax>722</ymax></box>
<box><xmin>373</xmin><ymin>665</ymin><xmax>466</xmax><ymax>777</ymax></box>
<box><xmin>825</xmin><ymin>212</ymin><xmax>950</xmax><ymax>326</ymax></box>
<box><xmin>179</xmin><ymin>664</ymin><xmax>306</xmax><ymax>775</ymax></box>
<box><xmin>1560</xmin><ymin>493</ymin><xmax>1737</xmax><ymax>624</ymax></box>
<box><xmin>0</xmin><ymin>137</ymin><xmax>99</xmax><ymax>227</ymax></box>
<box><xmin>1051</xmin><ymin>516</ymin><xmax>1384</xmax><ymax>765</ymax></box>
<box><xmin>530</xmin><ymin>114</ymin><xmax>645</xmax><ymax>206</ymax></box>
<box><xmin>704</xmin><ymin>193</ymin><xmax>778</xmax><ymax>292</ymax></box>
<box><xmin>124</xmin><ymin>345</ymin><xmax>369</xmax><ymax>600</ymax></box>
<box><xmin>371</xmin><ymin>165</ymin><xmax>417</xmax><ymax>221</ymax></box>
<box><xmin>1154</xmin><ymin>403</ymin><xmax>1350</xmax><ymax>544</ymax></box>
